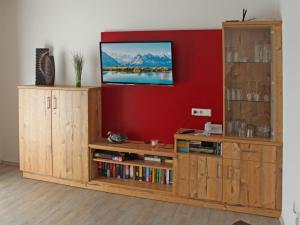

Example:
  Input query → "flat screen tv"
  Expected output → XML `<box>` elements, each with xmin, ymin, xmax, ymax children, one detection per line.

<box><xmin>100</xmin><ymin>41</ymin><xmax>174</xmax><ymax>85</ymax></box>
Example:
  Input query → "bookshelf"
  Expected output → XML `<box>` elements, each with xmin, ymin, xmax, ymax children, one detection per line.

<box><xmin>89</xmin><ymin>139</ymin><xmax>175</xmax><ymax>194</ymax></box>
<box><xmin>92</xmin><ymin>158</ymin><xmax>173</xmax><ymax>170</ymax></box>
<box><xmin>89</xmin><ymin>139</ymin><xmax>175</xmax><ymax>157</ymax></box>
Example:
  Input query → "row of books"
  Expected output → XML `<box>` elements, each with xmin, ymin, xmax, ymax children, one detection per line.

<box><xmin>98</xmin><ymin>162</ymin><xmax>173</xmax><ymax>185</ymax></box>
<box><xmin>177</xmin><ymin>140</ymin><xmax>221</xmax><ymax>155</ymax></box>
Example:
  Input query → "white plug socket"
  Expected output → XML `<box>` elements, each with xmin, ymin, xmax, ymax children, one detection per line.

<box><xmin>191</xmin><ymin>108</ymin><xmax>212</xmax><ymax>117</ymax></box>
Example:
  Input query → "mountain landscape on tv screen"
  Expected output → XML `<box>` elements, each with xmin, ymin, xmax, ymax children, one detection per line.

<box><xmin>100</xmin><ymin>42</ymin><xmax>173</xmax><ymax>85</ymax></box>
<box><xmin>102</xmin><ymin>51</ymin><xmax>172</xmax><ymax>68</ymax></box>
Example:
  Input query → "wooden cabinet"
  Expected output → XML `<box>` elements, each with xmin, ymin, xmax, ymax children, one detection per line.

<box><xmin>18</xmin><ymin>86</ymin><xmax>101</xmax><ymax>182</ymax></box>
<box><xmin>176</xmin><ymin>153</ymin><xmax>222</xmax><ymax>202</ymax></box>
<box><xmin>222</xmin><ymin>142</ymin><xmax>278</xmax><ymax>209</ymax></box>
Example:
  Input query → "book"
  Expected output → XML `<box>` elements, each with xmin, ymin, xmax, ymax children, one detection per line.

<box><xmin>139</xmin><ymin>166</ymin><xmax>143</xmax><ymax>181</ymax></box>
<box><xmin>144</xmin><ymin>156</ymin><xmax>162</xmax><ymax>162</ymax></box>
<box><xmin>152</xmin><ymin>168</ymin><xmax>155</xmax><ymax>183</ymax></box>
<box><xmin>97</xmin><ymin>162</ymin><xmax>173</xmax><ymax>186</ymax></box>
<box><xmin>130</xmin><ymin>166</ymin><xmax>134</xmax><ymax>179</ymax></box>
<box><xmin>166</xmin><ymin>169</ymin><xmax>169</xmax><ymax>184</ymax></box>
<box><xmin>145</xmin><ymin>168</ymin><xmax>149</xmax><ymax>182</ymax></box>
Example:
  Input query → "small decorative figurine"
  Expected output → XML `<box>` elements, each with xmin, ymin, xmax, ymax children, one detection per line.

<box><xmin>107</xmin><ymin>131</ymin><xmax>127</xmax><ymax>144</ymax></box>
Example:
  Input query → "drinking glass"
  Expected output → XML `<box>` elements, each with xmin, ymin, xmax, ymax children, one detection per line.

<box><xmin>236</xmin><ymin>89</ymin><xmax>242</xmax><ymax>100</ymax></box>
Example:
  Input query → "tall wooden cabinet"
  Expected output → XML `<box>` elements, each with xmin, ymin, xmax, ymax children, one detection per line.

<box><xmin>221</xmin><ymin>20</ymin><xmax>282</xmax><ymax>213</ymax></box>
<box><xmin>18</xmin><ymin>86</ymin><xmax>101</xmax><ymax>182</ymax></box>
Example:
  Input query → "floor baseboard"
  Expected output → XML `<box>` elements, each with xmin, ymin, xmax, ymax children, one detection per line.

<box><xmin>0</xmin><ymin>160</ymin><xmax>19</xmax><ymax>167</ymax></box>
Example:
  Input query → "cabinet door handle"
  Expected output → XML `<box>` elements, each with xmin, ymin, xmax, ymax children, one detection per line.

<box><xmin>53</xmin><ymin>97</ymin><xmax>57</xmax><ymax>109</ymax></box>
<box><xmin>217</xmin><ymin>163</ymin><xmax>222</xmax><ymax>178</ymax></box>
<box><xmin>228</xmin><ymin>166</ymin><xmax>232</xmax><ymax>179</ymax></box>
<box><xmin>46</xmin><ymin>97</ymin><xmax>51</xmax><ymax>109</ymax></box>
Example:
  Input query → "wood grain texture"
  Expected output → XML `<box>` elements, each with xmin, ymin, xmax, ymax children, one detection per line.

<box><xmin>52</xmin><ymin>90</ymin><xmax>89</xmax><ymax>182</ymax></box>
<box><xmin>18</xmin><ymin>88</ymin><xmax>52</xmax><ymax>176</ymax></box>
<box><xmin>188</xmin><ymin>155</ymin><xmax>223</xmax><ymax>202</ymax></box>
<box><xmin>88</xmin><ymin>88</ymin><xmax>101</xmax><ymax>143</ymax></box>
<box><xmin>176</xmin><ymin>153</ymin><xmax>190</xmax><ymax>198</ymax></box>
<box><xmin>222</xmin><ymin>142</ymin><xmax>278</xmax><ymax>209</ymax></box>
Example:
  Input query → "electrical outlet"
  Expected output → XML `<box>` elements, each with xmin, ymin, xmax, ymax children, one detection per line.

<box><xmin>191</xmin><ymin>108</ymin><xmax>212</xmax><ymax>117</ymax></box>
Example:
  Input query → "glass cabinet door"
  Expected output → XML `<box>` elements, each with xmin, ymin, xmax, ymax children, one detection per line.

<box><xmin>224</xmin><ymin>26</ymin><xmax>275</xmax><ymax>139</ymax></box>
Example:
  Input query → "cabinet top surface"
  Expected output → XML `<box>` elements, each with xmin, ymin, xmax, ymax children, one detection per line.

<box><xmin>175</xmin><ymin>131</ymin><xmax>282</xmax><ymax>146</ymax></box>
<box><xmin>223</xmin><ymin>20</ymin><xmax>282</xmax><ymax>27</ymax></box>
<box><xmin>89</xmin><ymin>139</ymin><xmax>175</xmax><ymax>157</ymax></box>
<box><xmin>17</xmin><ymin>85</ymin><xmax>100</xmax><ymax>91</ymax></box>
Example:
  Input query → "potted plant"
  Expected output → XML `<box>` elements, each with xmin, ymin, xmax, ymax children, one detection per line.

<box><xmin>72</xmin><ymin>52</ymin><xmax>84</xmax><ymax>87</ymax></box>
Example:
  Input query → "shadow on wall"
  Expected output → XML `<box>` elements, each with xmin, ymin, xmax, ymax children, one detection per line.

<box><xmin>57</xmin><ymin>50</ymin><xmax>67</xmax><ymax>85</ymax></box>
<box><xmin>89</xmin><ymin>48</ymin><xmax>101</xmax><ymax>85</ymax></box>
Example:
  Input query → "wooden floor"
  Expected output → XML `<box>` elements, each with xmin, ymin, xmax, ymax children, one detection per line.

<box><xmin>0</xmin><ymin>164</ymin><xmax>281</xmax><ymax>225</ymax></box>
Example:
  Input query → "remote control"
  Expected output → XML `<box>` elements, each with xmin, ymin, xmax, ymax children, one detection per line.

<box><xmin>179</xmin><ymin>129</ymin><xmax>195</xmax><ymax>134</ymax></box>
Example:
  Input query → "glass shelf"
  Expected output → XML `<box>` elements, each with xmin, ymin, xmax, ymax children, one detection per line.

<box><xmin>227</xmin><ymin>99</ymin><xmax>270</xmax><ymax>103</ymax></box>
<box><xmin>226</xmin><ymin>61</ymin><xmax>271</xmax><ymax>64</ymax></box>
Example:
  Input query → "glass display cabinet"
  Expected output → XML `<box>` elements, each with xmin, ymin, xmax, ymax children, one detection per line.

<box><xmin>223</xmin><ymin>21</ymin><xmax>282</xmax><ymax>141</ymax></box>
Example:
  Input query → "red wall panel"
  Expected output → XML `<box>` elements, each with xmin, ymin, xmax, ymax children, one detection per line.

<box><xmin>101</xmin><ymin>30</ymin><xmax>223</xmax><ymax>143</ymax></box>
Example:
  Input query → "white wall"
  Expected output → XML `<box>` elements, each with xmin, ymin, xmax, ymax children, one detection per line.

<box><xmin>16</xmin><ymin>0</ymin><xmax>280</xmax><ymax>86</ymax></box>
<box><xmin>0</xmin><ymin>0</ymin><xmax>18</xmax><ymax>162</ymax></box>
<box><xmin>280</xmin><ymin>0</ymin><xmax>300</xmax><ymax>224</ymax></box>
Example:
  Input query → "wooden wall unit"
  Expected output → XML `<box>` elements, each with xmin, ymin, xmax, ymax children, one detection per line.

<box><xmin>18</xmin><ymin>20</ymin><xmax>282</xmax><ymax>219</ymax></box>
<box><xmin>18</xmin><ymin>85</ymin><xmax>101</xmax><ymax>182</ymax></box>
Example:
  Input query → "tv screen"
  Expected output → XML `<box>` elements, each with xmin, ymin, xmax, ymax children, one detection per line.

<box><xmin>100</xmin><ymin>41</ymin><xmax>174</xmax><ymax>85</ymax></box>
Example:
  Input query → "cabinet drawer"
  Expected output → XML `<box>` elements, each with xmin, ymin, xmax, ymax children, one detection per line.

<box><xmin>223</xmin><ymin>142</ymin><xmax>277</xmax><ymax>163</ymax></box>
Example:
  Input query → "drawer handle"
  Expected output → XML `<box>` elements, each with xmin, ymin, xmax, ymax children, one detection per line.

<box><xmin>53</xmin><ymin>97</ymin><xmax>57</xmax><ymax>109</ymax></box>
<box><xmin>46</xmin><ymin>97</ymin><xmax>51</xmax><ymax>109</ymax></box>
<box><xmin>227</xmin><ymin>166</ymin><xmax>232</xmax><ymax>179</ymax></box>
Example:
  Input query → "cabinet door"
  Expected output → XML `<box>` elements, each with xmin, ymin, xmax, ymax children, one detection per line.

<box><xmin>223</xmin><ymin>142</ymin><xmax>279</xmax><ymax>209</ymax></box>
<box><xmin>206</xmin><ymin>157</ymin><xmax>222</xmax><ymax>201</ymax></box>
<box><xmin>261</xmin><ymin>163</ymin><xmax>276</xmax><ymax>209</ymax></box>
<box><xmin>19</xmin><ymin>89</ymin><xmax>52</xmax><ymax>176</ymax></box>
<box><xmin>223</xmin><ymin>158</ymin><xmax>241</xmax><ymax>205</ymax></box>
<box><xmin>189</xmin><ymin>155</ymin><xmax>222</xmax><ymax>202</ymax></box>
<box><xmin>52</xmin><ymin>90</ymin><xmax>89</xmax><ymax>182</ymax></box>
<box><xmin>176</xmin><ymin>153</ymin><xmax>190</xmax><ymax>197</ymax></box>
